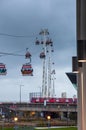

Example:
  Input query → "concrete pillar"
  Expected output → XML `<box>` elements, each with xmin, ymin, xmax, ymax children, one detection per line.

<box><xmin>77</xmin><ymin>0</ymin><xmax>86</xmax><ymax>130</ymax></box>
<box><xmin>82</xmin><ymin>63</ymin><xmax>86</xmax><ymax>129</ymax></box>
<box><xmin>77</xmin><ymin>66</ymin><xmax>83</xmax><ymax>130</ymax></box>
<box><xmin>60</xmin><ymin>111</ymin><xmax>64</xmax><ymax>120</ymax></box>
<box><xmin>78</xmin><ymin>63</ymin><xmax>86</xmax><ymax>130</ymax></box>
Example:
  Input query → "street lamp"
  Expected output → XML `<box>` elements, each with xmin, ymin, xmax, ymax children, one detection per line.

<box><xmin>66</xmin><ymin>103</ymin><xmax>69</xmax><ymax>127</ymax></box>
<box><xmin>14</xmin><ymin>117</ymin><xmax>18</xmax><ymax>130</ymax></box>
<box><xmin>47</xmin><ymin>115</ymin><xmax>51</xmax><ymax>129</ymax></box>
<box><xmin>2</xmin><ymin>115</ymin><xmax>5</xmax><ymax>130</ymax></box>
<box><xmin>14</xmin><ymin>117</ymin><xmax>18</xmax><ymax>122</ymax></box>
<box><xmin>20</xmin><ymin>85</ymin><xmax>24</xmax><ymax>103</ymax></box>
<box><xmin>39</xmin><ymin>86</ymin><xmax>41</xmax><ymax>97</ymax></box>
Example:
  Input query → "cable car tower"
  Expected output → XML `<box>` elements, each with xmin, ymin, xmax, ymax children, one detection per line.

<box><xmin>35</xmin><ymin>29</ymin><xmax>55</xmax><ymax>98</ymax></box>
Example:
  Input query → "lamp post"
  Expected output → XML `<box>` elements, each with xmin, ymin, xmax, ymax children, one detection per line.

<box><xmin>14</xmin><ymin>117</ymin><xmax>18</xmax><ymax>130</ymax></box>
<box><xmin>66</xmin><ymin>103</ymin><xmax>69</xmax><ymax>127</ymax></box>
<box><xmin>39</xmin><ymin>86</ymin><xmax>41</xmax><ymax>97</ymax></box>
<box><xmin>47</xmin><ymin>115</ymin><xmax>51</xmax><ymax>129</ymax></box>
<box><xmin>2</xmin><ymin>115</ymin><xmax>5</xmax><ymax>130</ymax></box>
<box><xmin>20</xmin><ymin>85</ymin><xmax>24</xmax><ymax>103</ymax></box>
<box><xmin>14</xmin><ymin>117</ymin><xmax>18</xmax><ymax>122</ymax></box>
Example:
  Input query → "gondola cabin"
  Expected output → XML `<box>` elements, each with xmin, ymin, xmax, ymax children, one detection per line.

<box><xmin>0</xmin><ymin>63</ymin><xmax>7</xmax><ymax>75</ymax></box>
<box><xmin>40</xmin><ymin>52</ymin><xmax>46</xmax><ymax>58</ymax></box>
<box><xmin>25</xmin><ymin>51</ymin><xmax>31</xmax><ymax>59</ymax></box>
<box><xmin>35</xmin><ymin>38</ymin><xmax>40</xmax><ymax>45</ymax></box>
<box><xmin>21</xmin><ymin>63</ymin><xmax>33</xmax><ymax>76</ymax></box>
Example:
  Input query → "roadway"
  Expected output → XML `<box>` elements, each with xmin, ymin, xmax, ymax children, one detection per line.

<box><xmin>0</xmin><ymin>102</ymin><xmax>77</xmax><ymax>113</ymax></box>
<box><xmin>7</xmin><ymin>102</ymin><xmax>77</xmax><ymax>112</ymax></box>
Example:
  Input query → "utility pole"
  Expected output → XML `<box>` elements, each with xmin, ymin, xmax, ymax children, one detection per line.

<box><xmin>20</xmin><ymin>85</ymin><xmax>24</xmax><ymax>103</ymax></box>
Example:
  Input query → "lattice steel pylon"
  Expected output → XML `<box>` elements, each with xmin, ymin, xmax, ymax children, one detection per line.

<box><xmin>35</xmin><ymin>29</ymin><xmax>55</xmax><ymax>98</ymax></box>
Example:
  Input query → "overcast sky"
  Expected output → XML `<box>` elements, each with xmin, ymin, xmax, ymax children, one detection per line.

<box><xmin>0</xmin><ymin>0</ymin><xmax>77</xmax><ymax>102</ymax></box>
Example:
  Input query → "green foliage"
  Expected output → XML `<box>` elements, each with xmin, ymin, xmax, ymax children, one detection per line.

<box><xmin>0</xmin><ymin>126</ymin><xmax>77</xmax><ymax>130</ymax></box>
<box><xmin>35</xmin><ymin>127</ymin><xmax>77</xmax><ymax>130</ymax></box>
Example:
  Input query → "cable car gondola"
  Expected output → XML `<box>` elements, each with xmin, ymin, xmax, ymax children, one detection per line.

<box><xmin>40</xmin><ymin>52</ymin><xmax>46</xmax><ymax>59</ymax></box>
<box><xmin>25</xmin><ymin>51</ymin><xmax>31</xmax><ymax>59</ymax></box>
<box><xmin>46</xmin><ymin>39</ymin><xmax>50</xmax><ymax>45</ymax></box>
<box><xmin>21</xmin><ymin>63</ymin><xmax>33</xmax><ymax>76</ymax></box>
<box><xmin>35</xmin><ymin>38</ymin><xmax>40</xmax><ymax>45</ymax></box>
<box><xmin>0</xmin><ymin>63</ymin><xmax>7</xmax><ymax>75</ymax></box>
<box><xmin>46</xmin><ymin>38</ymin><xmax>53</xmax><ymax>46</ymax></box>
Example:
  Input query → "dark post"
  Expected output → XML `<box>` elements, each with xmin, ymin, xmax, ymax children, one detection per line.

<box><xmin>77</xmin><ymin>0</ymin><xmax>86</xmax><ymax>129</ymax></box>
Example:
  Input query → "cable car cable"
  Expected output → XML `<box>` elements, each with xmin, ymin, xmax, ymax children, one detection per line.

<box><xmin>0</xmin><ymin>33</ymin><xmax>38</xmax><ymax>38</ymax></box>
<box><xmin>0</xmin><ymin>52</ymin><xmax>24</xmax><ymax>57</ymax></box>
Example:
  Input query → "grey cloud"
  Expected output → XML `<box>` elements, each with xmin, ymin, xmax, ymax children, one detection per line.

<box><xmin>0</xmin><ymin>0</ymin><xmax>77</xmax><ymax>101</ymax></box>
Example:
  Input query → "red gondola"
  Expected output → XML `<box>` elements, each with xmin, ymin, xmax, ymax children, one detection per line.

<box><xmin>46</xmin><ymin>39</ymin><xmax>50</xmax><ymax>45</ymax></box>
<box><xmin>25</xmin><ymin>51</ymin><xmax>31</xmax><ymax>59</ymax></box>
<box><xmin>49</xmin><ymin>39</ymin><xmax>53</xmax><ymax>44</ymax></box>
<box><xmin>21</xmin><ymin>63</ymin><xmax>33</xmax><ymax>76</ymax></box>
<box><xmin>40</xmin><ymin>52</ymin><xmax>46</xmax><ymax>58</ymax></box>
<box><xmin>0</xmin><ymin>63</ymin><xmax>7</xmax><ymax>75</ymax></box>
<box><xmin>35</xmin><ymin>38</ymin><xmax>40</xmax><ymax>45</ymax></box>
<box><xmin>45</xmin><ymin>38</ymin><xmax>53</xmax><ymax>46</ymax></box>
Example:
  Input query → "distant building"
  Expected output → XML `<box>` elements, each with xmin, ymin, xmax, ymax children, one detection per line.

<box><xmin>61</xmin><ymin>92</ymin><xmax>67</xmax><ymax>98</ymax></box>
<box><xmin>29</xmin><ymin>92</ymin><xmax>42</xmax><ymax>101</ymax></box>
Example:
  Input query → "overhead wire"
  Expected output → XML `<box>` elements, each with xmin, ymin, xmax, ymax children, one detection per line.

<box><xmin>0</xmin><ymin>32</ymin><xmax>46</xmax><ymax>57</ymax></box>
<box><xmin>0</xmin><ymin>32</ymin><xmax>40</xmax><ymax>56</ymax></box>
<box><xmin>0</xmin><ymin>33</ymin><xmax>38</xmax><ymax>56</ymax></box>
<box><xmin>0</xmin><ymin>51</ymin><xmax>24</xmax><ymax>57</ymax></box>
<box><xmin>0</xmin><ymin>33</ymin><xmax>38</xmax><ymax>38</ymax></box>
